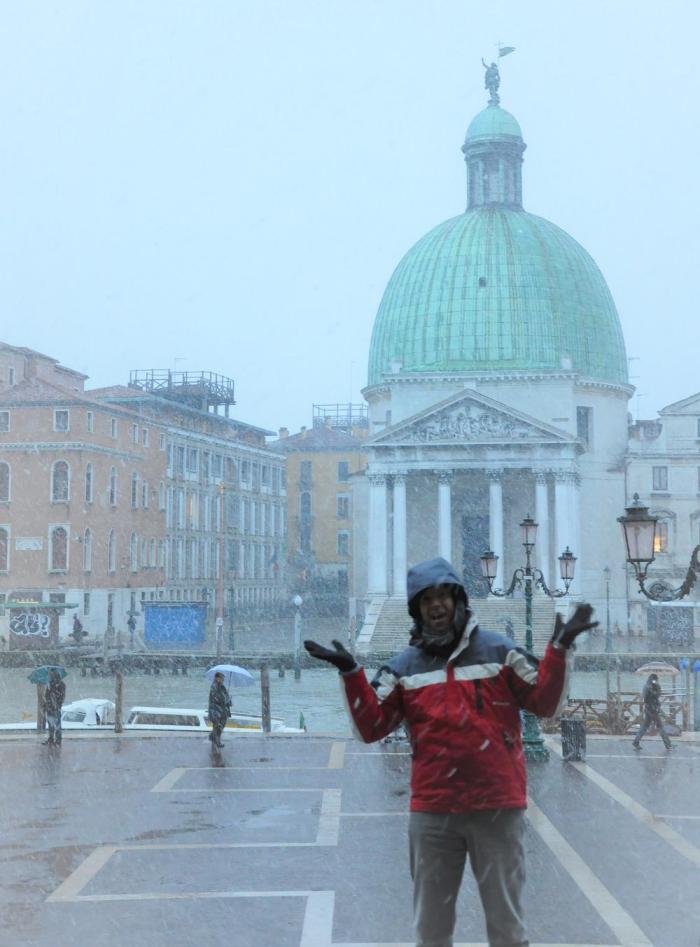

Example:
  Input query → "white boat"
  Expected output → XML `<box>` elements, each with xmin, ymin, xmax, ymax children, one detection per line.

<box><xmin>0</xmin><ymin>698</ymin><xmax>304</xmax><ymax>734</ymax></box>
<box><xmin>126</xmin><ymin>705</ymin><xmax>304</xmax><ymax>734</ymax></box>
<box><xmin>0</xmin><ymin>698</ymin><xmax>116</xmax><ymax>731</ymax></box>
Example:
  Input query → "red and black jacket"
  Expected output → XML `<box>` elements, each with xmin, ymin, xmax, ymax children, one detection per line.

<box><xmin>341</xmin><ymin>615</ymin><xmax>571</xmax><ymax>813</ymax></box>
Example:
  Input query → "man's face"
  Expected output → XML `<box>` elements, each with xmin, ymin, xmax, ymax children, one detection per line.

<box><xmin>214</xmin><ymin>675</ymin><xmax>223</xmax><ymax>686</ymax></box>
<box><xmin>419</xmin><ymin>586</ymin><xmax>455</xmax><ymax>634</ymax></box>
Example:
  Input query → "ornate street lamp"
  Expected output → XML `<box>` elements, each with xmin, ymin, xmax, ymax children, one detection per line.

<box><xmin>480</xmin><ymin>515</ymin><xmax>576</xmax><ymax>761</ymax></box>
<box><xmin>618</xmin><ymin>494</ymin><xmax>700</xmax><ymax>600</ymax></box>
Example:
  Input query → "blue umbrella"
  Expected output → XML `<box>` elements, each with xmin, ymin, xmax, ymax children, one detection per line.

<box><xmin>204</xmin><ymin>664</ymin><xmax>255</xmax><ymax>689</ymax></box>
<box><xmin>28</xmin><ymin>665</ymin><xmax>67</xmax><ymax>685</ymax></box>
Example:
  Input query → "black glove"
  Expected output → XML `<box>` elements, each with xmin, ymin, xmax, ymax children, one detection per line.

<box><xmin>551</xmin><ymin>604</ymin><xmax>598</xmax><ymax>649</ymax></box>
<box><xmin>303</xmin><ymin>639</ymin><xmax>357</xmax><ymax>673</ymax></box>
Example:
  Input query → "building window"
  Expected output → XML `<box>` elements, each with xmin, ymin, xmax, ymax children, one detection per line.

<box><xmin>337</xmin><ymin>530</ymin><xmax>350</xmax><ymax>556</ymax></box>
<box><xmin>0</xmin><ymin>411</ymin><xmax>9</xmax><ymax>433</ymax></box>
<box><xmin>158</xmin><ymin>540</ymin><xmax>166</xmax><ymax>568</ymax></box>
<box><xmin>83</xmin><ymin>591</ymin><xmax>90</xmax><ymax>616</ymax></box>
<box><xmin>51</xmin><ymin>461</ymin><xmax>70</xmax><ymax>503</ymax></box>
<box><xmin>108</xmin><ymin>530</ymin><xmax>116</xmax><ymax>573</ymax></box>
<box><xmin>49</xmin><ymin>526</ymin><xmax>68</xmax><ymax>571</ymax></box>
<box><xmin>86</xmin><ymin>411</ymin><xmax>94</xmax><ymax>433</ymax></box>
<box><xmin>131</xmin><ymin>423</ymin><xmax>139</xmax><ymax>444</ymax></box>
<box><xmin>576</xmin><ymin>406</ymin><xmax>592</xmax><ymax>449</ymax></box>
<box><xmin>0</xmin><ymin>527</ymin><xmax>9</xmax><ymax>572</ymax></box>
<box><xmin>176</xmin><ymin>446</ymin><xmax>185</xmax><ymax>476</ymax></box>
<box><xmin>109</xmin><ymin>467</ymin><xmax>117</xmax><ymax>506</ymax></box>
<box><xmin>654</xmin><ymin>521</ymin><xmax>669</xmax><ymax>554</ymax></box>
<box><xmin>202</xmin><ymin>452</ymin><xmax>211</xmax><ymax>481</ymax></box>
<box><xmin>131</xmin><ymin>472</ymin><xmax>139</xmax><ymax>508</ymax></box>
<box><xmin>111</xmin><ymin>418</ymin><xmax>118</xmax><ymax>438</ymax></box>
<box><xmin>300</xmin><ymin>460</ymin><xmax>312</xmax><ymax>486</ymax></box>
<box><xmin>299</xmin><ymin>491</ymin><xmax>312</xmax><ymax>554</ymax></box>
<box><xmin>336</xmin><ymin>494</ymin><xmax>349</xmax><ymax>519</ymax></box>
<box><xmin>240</xmin><ymin>460</ymin><xmax>250</xmax><ymax>484</ymax></box>
<box><xmin>159</xmin><ymin>432</ymin><xmax>166</xmax><ymax>451</ymax></box>
<box><xmin>212</xmin><ymin>454</ymin><xmax>222</xmax><ymax>479</ymax></box>
<box><xmin>187</xmin><ymin>448</ymin><xmax>199</xmax><ymax>474</ymax></box>
<box><xmin>149</xmin><ymin>538</ymin><xmax>156</xmax><ymax>567</ymax></box>
<box><xmin>83</xmin><ymin>528</ymin><xmax>92</xmax><ymax>572</ymax></box>
<box><xmin>652</xmin><ymin>466</ymin><xmax>668</xmax><ymax>492</ymax></box>
<box><xmin>85</xmin><ymin>463</ymin><xmax>93</xmax><ymax>503</ymax></box>
<box><xmin>337</xmin><ymin>461</ymin><xmax>350</xmax><ymax>483</ymax></box>
<box><xmin>141</xmin><ymin>537</ymin><xmax>148</xmax><ymax>567</ymax></box>
<box><xmin>177</xmin><ymin>488</ymin><xmax>185</xmax><ymax>528</ymax></box>
<box><xmin>159</xmin><ymin>481</ymin><xmax>165</xmax><ymax>510</ymax></box>
<box><xmin>142</xmin><ymin>480</ymin><xmax>149</xmax><ymax>509</ymax></box>
<box><xmin>130</xmin><ymin>532</ymin><xmax>138</xmax><ymax>572</ymax></box>
<box><xmin>272</xmin><ymin>467</ymin><xmax>280</xmax><ymax>492</ymax></box>
<box><xmin>8</xmin><ymin>367</ymin><xmax>15</xmax><ymax>385</ymax></box>
<box><xmin>0</xmin><ymin>462</ymin><xmax>10</xmax><ymax>502</ymax></box>
<box><xmin>262</xmin><ymin>465</ymin><xmax>270</xmax><ymax>486</ymax></box>
<box><xmin>54</xmin><ymin>409</ymin><xmax>70</xmax><ymax>432</ymax></box>
<box><xmin>142</xmin><ymin>427</ymin><xmax>149</xmax><ymax>447</ymax></box>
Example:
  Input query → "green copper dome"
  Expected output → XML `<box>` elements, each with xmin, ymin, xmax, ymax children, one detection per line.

<box><xmin>367</xmin><ymin>97</ymin><xmax>628</xmax><ymax>388</ymax></box>
<box><xmin>466</xmin><ymin>104</ymin><xmax>522</xmax><ymax>141</ymax></box>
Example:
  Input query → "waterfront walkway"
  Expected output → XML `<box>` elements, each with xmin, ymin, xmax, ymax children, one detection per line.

<box><xmin>1</xmin><ymin>731</ymin><xmax>699</xmax><ymax>947</ymax></box>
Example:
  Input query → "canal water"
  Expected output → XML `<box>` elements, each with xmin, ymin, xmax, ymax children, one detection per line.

<box><xmin>0</xmin><ymin>665</ymin><xmax>665</xmax><ymax>735</ymax></box>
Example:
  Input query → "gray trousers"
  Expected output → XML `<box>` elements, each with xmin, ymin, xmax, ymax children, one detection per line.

<box><xmin>634</xmin><ymin>710</ymin><xmax>671</xmax><ymax>748</ymax></box>
<box><xmin>409</xmin><ymin>809</ymin><xmax>528</xmax><ymax>947</ymax></box>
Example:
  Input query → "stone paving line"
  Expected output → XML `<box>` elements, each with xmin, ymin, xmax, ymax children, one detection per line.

<box><xmin>1</xmin><ymin>733</ymin><xmax>698</xmax><ymax>946</ymax></box>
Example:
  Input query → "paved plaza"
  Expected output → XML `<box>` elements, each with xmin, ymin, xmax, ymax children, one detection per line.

<box><xmin>0</xmin><ymin>731</ymin><xmax>699</xmax><ymax>947</ymax></box>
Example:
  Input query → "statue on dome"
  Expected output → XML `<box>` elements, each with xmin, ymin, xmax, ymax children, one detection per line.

<box><xmin>481</xmin><ymin>58</ymin><xmax>500</xmax><ymax>105</ymax></box>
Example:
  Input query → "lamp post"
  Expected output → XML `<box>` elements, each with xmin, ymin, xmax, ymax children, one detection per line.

<box><xmin>603</xmin><ymin>566</ymin><xmax>612</xmax><ymax>653</ymax></box>
<box><xmin>480</xmin><ymin>514</ymin><xmax>576</xmax><ymax>762</ymax></box>
<box><xmin>617</xmin><ymin>494</ymin><xmax>700</xmax><ymax>600</ymax></box>
<box><xmin>292</xmin><ymin>594</ymin><xmax>303</xmax><ymax>681</ymax></box>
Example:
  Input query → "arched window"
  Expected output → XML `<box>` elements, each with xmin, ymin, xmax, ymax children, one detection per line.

<box><xmin>299</xmin><ymin>491</ymin><xmax>311</xmax><ymax>554</ymax></box>
<box><xmin>109</xmin><ymin>468</ymin><xmax>117</xmax><ymax>506</ymax></box>
<box><xmin>158</xmin><ymin>481</ymin><xmax>165</xmax><ymax>511</ymax></box>
<box><xmin>141</xmin><ymin>537</ymin><xmax>147</xmax><ymax>567</ymax></box>
<box><xmin>130</xmin><ymin>532</ymin><xmax>138</xmax><ymax>572</ymax></box>
<box><xmin>131</xmin><ymin>472</ymin><xmax>139</xmax><ymax>509</ymax></box>
<box><xmin>85</xmin><ymin>463</ymin><xmax>93</xmax><ymax>503</ymax></box>
<box><xmin>49</xmin><ymin>526</ymin><xmax>68</xmax><ymax>570</ymax></box>
<box><xmin>149</xmin><ymin>538</ymin><xmax>157</xmax><ymax>567</ymax></box>
<box><xmin>0</xmin><ymin>527</ymin><xmax>9</xmax><ymax>571</ymax></box>
<box><xmin>108</xmin><ymin>530</ymin><xmax>116</xmax><ymax>573</ymax></box>
<box><xmin>51</xmin><ymin>461</ymin><xmax>70</xmax><ymax>503</ymax></box>
<box><xmin>0</xmin><ymin>462</ymin><xmax>9</xmax><ymax>502</ymax></box>
<box><xmin>83</xmin><ymin>528</ymin><xmax>92</xmax><ymax>572</ymax></box>
<box><xmin>158</xmin><ymin>540</ymin><xmax>166</xmax><ymax>569</ymax></box>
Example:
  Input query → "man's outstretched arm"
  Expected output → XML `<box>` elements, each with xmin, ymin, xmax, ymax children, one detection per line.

<box><xmin>304</xmin><ymin>640</ymin><xmax>404</xmax><ymax>742</ymax></box>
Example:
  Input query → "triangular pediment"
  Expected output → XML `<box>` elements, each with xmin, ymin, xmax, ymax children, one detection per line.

<box><xmin>659</xmin><ymin>391</ymin><xmax>700</xmax><ymax>415</ymax></box>
<box><xmin>369</xmin><ymin>389</ymin><xmax>577</xmax><ymax>447</ymax></box>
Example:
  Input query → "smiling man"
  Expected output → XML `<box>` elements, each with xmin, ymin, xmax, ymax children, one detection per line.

<box><xmin>305</xmin><ymin>557</ymin><xmax>596</xmax><ymax>947</ymax></box>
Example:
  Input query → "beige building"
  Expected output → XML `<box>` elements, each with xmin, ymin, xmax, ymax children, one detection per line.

<box><xmin>273</xmin><ymin>405</ymin><xmax>367</xmax><ymax>608</ymax></box>
<box><xmin>0</xmin><ymin>344</ymin><xmax>166</xmax><ymax>642</ymax></box>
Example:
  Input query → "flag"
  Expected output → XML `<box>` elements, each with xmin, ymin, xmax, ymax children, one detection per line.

<box><xmin>499</xmin><ymin>46</ymin><xmax>516</xmax><ymax>57</ymax></box>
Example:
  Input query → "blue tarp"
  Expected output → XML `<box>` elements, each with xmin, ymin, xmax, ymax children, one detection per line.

<box><xmin>144</xmin><ymin>604</ymin><xmax>206</xmax><ymax>649</ymax></box>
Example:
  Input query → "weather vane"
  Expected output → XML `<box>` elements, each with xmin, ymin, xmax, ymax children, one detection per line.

<box><xmin>481</xmin><ymin>43</ymin><xmax>515</xmax><ymax>105</ymax></box>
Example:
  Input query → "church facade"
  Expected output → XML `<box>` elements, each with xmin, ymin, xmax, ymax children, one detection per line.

<box><xmin>351</xmin><ymin>76</ymin><xmax>697</xmax><ymax>648</ymax></box>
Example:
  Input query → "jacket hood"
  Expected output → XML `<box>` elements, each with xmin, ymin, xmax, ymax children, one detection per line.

<box><xmin>407</xmin><ymin>558</ymin><xmax>468</xmax><ymax>621</ymax></box>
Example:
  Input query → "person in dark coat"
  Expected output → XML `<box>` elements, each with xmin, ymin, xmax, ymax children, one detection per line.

<box><xmin>43</xmin><ymin>670</ymin><xmax>66</xmax><ymax>746</ymax></box>
<box><xmin>633</xmin><ymin>672</ymin><xmax>672</xmax><ymax>749</ymax></box>
<box><xmin>305</xmin><ymin>557</ymin><xmax>597</xmax><ymax>947</ymax></box>
<box><xmin>208</xmin><ymin>672</ymin><xmax>231</xmax><ymax>748</ymax></box>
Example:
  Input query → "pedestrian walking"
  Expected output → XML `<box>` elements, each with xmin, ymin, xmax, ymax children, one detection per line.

<box><xmin>208</xmin><ymin>671</ymin><xmax>231</xmax><ymax>748</ymax></box>
<box><xmin>126</xmin><ymin>614</ymin><xmax>137</xmax><ymax>650</ymax></box>
<box><xmin>43</xmin><ymin>669</ymin><xmax>66</xmax><ymax>746</ymax></box>
<box><xmin>633</xmin><ymin>672</ymin><xmax>672</xmax><ymax>750</ymax></box>
<box><xmin>71</xmin><ymin>613</ymin><xmax>85</xmax><ymax>643</ymax></box>
<box><xmin>305</xmin><ymin>557</ymin><xmax>597</xmax><ymax>947</ymax></box>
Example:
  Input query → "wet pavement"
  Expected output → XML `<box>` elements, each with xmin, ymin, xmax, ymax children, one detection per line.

<box><xmin>1</xmin><ymin>730</ymin><xmax>699</xmax><ymax>947</ymax></box>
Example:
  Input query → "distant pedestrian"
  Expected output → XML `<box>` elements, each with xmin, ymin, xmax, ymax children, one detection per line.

<box><xmin>71</xmin><ymin>614</ymin><xmax>85</xmax><ymax>643</ymax></box>
<box><xmin>126</xmin><ymin>614</ymin><xmax>136</xmax><ymax>650</ymax></box>
<box><xmin>208</xmin><ymin>672</ymin><xmax>231</xmax><ymax>748</ymax></box>
<box><xmin>43</xmin><ymin>670</ymin><xmax>66</xmax><ymax>746</ymax></box>
<box><xmin>633</xmin><ymin>672</ymin><xmax>672</xmax><ymax>750</ymax></box>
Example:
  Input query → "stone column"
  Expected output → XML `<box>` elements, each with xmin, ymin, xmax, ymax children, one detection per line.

<box><xmin>487</xmin><ymin>469</ymin><xmax>504</xmax><ymax>589</ymax></box>
<box><xmin>367</xmin><ymin>473</ymin><xmax>388</xmax><ymax>595</ymax></box>
<box><xmin>534</xmin><ymin>471</ymin><xmax>550</xmax><ymax>587</ymax></box>
<box><xmin>553</xmin><ymin>470</ymin><xmax>581</xmax><ymax>587</ymax></box>
<box><xmin>392</xmin><ymin>473</ymin><xmax>407</xmax><ymax>596</ymax></box>
<box><xmin>437</xmin><ymin>471</ymin><xmax>453</xmax><ymax>563</ymax></box>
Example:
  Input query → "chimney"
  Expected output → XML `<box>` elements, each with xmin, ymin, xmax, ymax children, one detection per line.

<box><xmin>278</xmin><ymin>427</ymin><xmax>289</xmax><ymax>439</ymax></box>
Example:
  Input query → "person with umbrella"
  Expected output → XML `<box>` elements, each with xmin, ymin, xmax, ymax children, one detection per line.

<box><xmin>43</xmin><ymin>669</ymin><xmax>66</xmax><ymax>746</ymax></box>
<box><xmin>633</xmin><ymin>672</ymin><xmax>672</xmax><ymax>750</ymax></box>
<box><xmin>208</xmin><ymin>671</ymin><xmax>231</xmax><ymax>748</ymax></box>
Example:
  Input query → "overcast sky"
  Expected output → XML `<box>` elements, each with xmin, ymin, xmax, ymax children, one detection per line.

<box><xmin>1</xmin><ymin>1</ymin><xmax>698</xmax><ymax>433</ymax></box>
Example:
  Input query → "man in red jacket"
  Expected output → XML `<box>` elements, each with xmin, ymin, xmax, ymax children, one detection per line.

<box><xmin>305</xmin><ymin>557</ymin><xmax>596</xmax><ymax>947</ymax></box>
